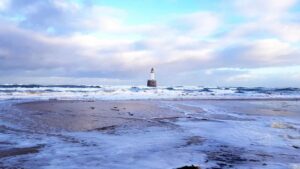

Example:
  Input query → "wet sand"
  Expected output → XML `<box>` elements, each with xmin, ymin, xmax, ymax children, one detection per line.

<box><xmin>0</xmin><ymin>99</ymin><xmax>300</xmax><ymax>169</ymax></box>
<box><xmin>14</xmin><ymin>100</ymin><xmax>187</xmax><ymax>132</ymax></box>
<box><xmin>14</xmin><ymin>99</ymin><xmax>300</xmax><ymax>132</ymax></box>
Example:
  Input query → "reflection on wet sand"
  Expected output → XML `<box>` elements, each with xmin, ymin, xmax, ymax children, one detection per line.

<box><xmin>0</xmin><ymin>99</ymin><xmax>299</xmax><ymax>169</ymax></box>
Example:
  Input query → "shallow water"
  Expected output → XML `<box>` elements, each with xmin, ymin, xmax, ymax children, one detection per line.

<box><xmin>0</xmin><ymin>100</ymin><xmax>300</xmax><ymax>169</ymax></box>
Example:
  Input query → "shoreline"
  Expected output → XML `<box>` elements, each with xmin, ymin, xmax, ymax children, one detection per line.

<box><xmin>1</xmin><ymin>99</ymin><xmax>300</xmax><ymax>168</ymax></box>
<box><xmin>9</xmin><ymin>99</ymin><xmax>300</xmax><ymax>133</ymax></box>
<box><xmin>2</xmin><ymin>96</ymin><xmax>300</xmax><ymax>103</ymax></box>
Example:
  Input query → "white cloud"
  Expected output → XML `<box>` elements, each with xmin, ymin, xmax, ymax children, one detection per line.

<box><xmin>173</xmin><ymin>12</ymin><xmax>221</xmax><ymax>37</ymax></box>
<box><xmin>166</xmin><ymin>48</ymin><xmax>214</xmax><ymax>63</ymax></box>
<box><xmin>225</xmin><ymin>66</ymin><xmax>300</xmax><ymax>86</ymax></box>
<box><xmin>241</xmin><ymin>39</ymin><xmax>298</xmax><ymax>64</ymax></box>
<box><xmin>234</xmin><ymin>0</ymin><xmax>297</xmax><ymax>20</ymax></box>
<box><xmin>0</xmin><ymin>0</ymin><xmax>126</xmax><ymax>34</ymax></box>
<box><xmin>269</xmin><ymin>22</ymin><xmax>300</xmax><ymax>43</ymax></box>
<box><xmin>0</xmin><ymin>0</ymin><xmax>10</xmax><ymax>11</ymax></box>
<box><xmin>228</xmin><ymin>0</ymin><xmax>300</xmax><ymax>44</ymax></box>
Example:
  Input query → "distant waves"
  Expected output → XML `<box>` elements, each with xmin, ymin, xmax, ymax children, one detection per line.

<box><xmin>0</xmin><ymin>85</ymin><xmax>300</xmax><ymax>100</ymax></box>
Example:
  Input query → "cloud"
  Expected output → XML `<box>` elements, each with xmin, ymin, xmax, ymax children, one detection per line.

<box><xmin>224</xmin><ymin>66</ymin><xmax>300</xmax><ymax>87</ymax></box>
<box><xmin>0</xmin><ymin>0</ymin><xmax>299</xmax><ymax>86</ymax></box>
<box><xmin>268</xmin><ymin>22</ymin><xmax>300</xmax><ymax>43</ymax></box>
<box><xmin>174</xmin><ymin>66</ymin><xmax>300</xmax><ymax>87</ymax></box>
<box><xmin>217</xmin><ymin>38</ymin><xmax>300</xmax><ymax>68</ymax></box>
<box><xmin>0</xmin><ymin>76</ymin><xmax>133</xmax><ymax>85</ymax></box>
<box><xmin>0</xmin><ymin>0</ymin><xmax>125</xmax><ymax>34</ymax></box>
<box><xmin>221</xmin><ymin>0</ymin><xmax>300</xmax><ymax>44</ymax></box>
<box><xmin>211</xmin><ymin>0</ymin><xmax>300</xmax><ymax>68</ymax></box>
<box><xmin>0</xmin><ymin>23</ymin><xmax>131</xmax><ymax>78</ymax></box>
<box><xmin>0</xmin><ymin>0</ymin><xmax>10</xmax><ymax>11</ymax></box>
<box><xmin>172</xmin><ymin>12</ymin><xmax>221</xmax><ymax>37</ymax></box>
<box><xmin>241</xmin><ymin>39</ymin><xmax>298</xmax><ymax>64</ymax></box>
<box><xmin>234</xmin><ymin>0</ymin><xmax>297</xmax><ymax>20</ymax></box>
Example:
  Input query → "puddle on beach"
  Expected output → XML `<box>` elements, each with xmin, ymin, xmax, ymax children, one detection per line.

<box><xmin>0</xmin><ymin>100</ymin><xmax>300</xmax><ymax>169</ymax></box>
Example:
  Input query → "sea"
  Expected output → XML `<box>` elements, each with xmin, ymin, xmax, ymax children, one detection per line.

<box><xmin>0</xmin><ymin>84</ymin><xmax>300</xmax><ymax>100</ymax></box>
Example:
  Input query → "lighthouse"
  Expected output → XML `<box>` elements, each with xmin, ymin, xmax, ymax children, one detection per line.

<box><xmin>147</xmin><ymin>68</ymin><xmax>157</xmax><ymax>87</ymax></box>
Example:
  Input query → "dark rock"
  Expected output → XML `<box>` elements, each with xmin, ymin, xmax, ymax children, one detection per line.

<box><xmin>0</xmin><ymin>142</ymin><xmax>13</xmax><ymax>145</ymax></box>
<box><xmin>248</xmin><ymin>159</ymin><xmax>260</xmax><ymax>162</ymax></box>
<box><xmin>177</xmin><ymin>165</ymin><xmax>201</xmax><ymax>169</ymax></box>
<box><xmin>255</xmin><ymin>153</ymin><xmax>273</xmax><ymax>158</ymax></box>
<box><xmin>217</xmin><ymin>162</ymin><xmax>227</xmax><ymax>168</ymax></box>
<box><xmin>111</xmin><ymin>107</ymin><xmax>119</xmax><ymax>111</ymax></box>
<box><xmin>200</xmin><ymin>88</ymin><xmax>212</xmax><ymax>92</ymax></box>
<box><xmin>130</xmin><ymin>87</ymin><xmax>141</xmax><ymax>92</ymax></box>
<box><xmin>185</xmin><ymin>136</ymin><xmax>205</xmax><ymax>146</ymax></box>
<box><xmin>0</xmin><ymin>144</ymin><xmax>44</xmax><ymax>159</ymax></box>
<box><xmin>205</xmin><ymin>145</ymin><xmax>247</xmax><ymax>168</ymax></box>
<box><xmin>92</xmin><ymin>125</ymin><xmax>116</xmax><ymax>131</ymax></box>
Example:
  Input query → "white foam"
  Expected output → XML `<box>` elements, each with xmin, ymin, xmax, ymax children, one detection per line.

<box><xmin>291</xmin><ymin>164</ymin><xmax>300</xmax><ymax>169</ymax></box>
<box><xmin>0</xmin><ymin>98</ymin><xmax>300</xmax><ymax>168</ymax></box>
<box><xmin>0</xmin><ymin>85</ymin><xmax>299</xmax><ymax>100</ymax></box>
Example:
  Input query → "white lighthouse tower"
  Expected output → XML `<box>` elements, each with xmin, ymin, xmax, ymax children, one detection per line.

<box><xmin>147</xmin><ymin>68</ymin><xmax>157</xmax><ymax>87</ymax></box>
<box><xmin>150</xmin><ymin>68</ymin><xmax>155</xmax><ymax>80</ymax></box>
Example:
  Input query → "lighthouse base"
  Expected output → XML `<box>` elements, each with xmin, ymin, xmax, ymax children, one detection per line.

<box><xmin>147</xmin><ymin>80</ymin><xmax>157</xmax><ymax>87</ymax></box>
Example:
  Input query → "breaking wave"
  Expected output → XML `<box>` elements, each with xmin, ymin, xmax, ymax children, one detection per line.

<box><xmin>0</xmin><ymin>85</ymin><xmax>299</xmax><ymax>100</ymax></box>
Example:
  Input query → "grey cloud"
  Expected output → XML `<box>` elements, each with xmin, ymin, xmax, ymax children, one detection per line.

<box><xmin>0</xmin><ymin>23</ymin><xmax>138</xmax><ymax>79</ymax></box>
<box><xmin>1</xmin><ymin>21</ymin><xmax>299</xmax><ymax>84</ymax></box>
<box><xmin>2</xmin><ymin>0</ymin><xmax>68</xmax><ymax>32</ymax></box>
<box><xmin>0</xmin><ymin>0</ymin><xmax>300</xmax><ymax>86</ymax></box>
<box><xmin>0</xmin><ymin>0</ymin><xmax>123</xmax><ymax>34</ymax></box>
<box><xmin>214</xmin><ymin>40</ymin><xmax>300</xmax><ymax>68</ymax></box>
<box><xmin>0</xmin><ymin>25</ymin><xmax>81</xmax><ymax>70</ymax></box>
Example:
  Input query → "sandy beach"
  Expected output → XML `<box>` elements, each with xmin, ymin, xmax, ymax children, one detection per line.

<box><xmin>14</xmin><ymin>100</ymin><xmax>186</xmax><ymax>132</ymax></box>
<box><xmin>0</xmin><ymin>99</ymin><xmax>300</xmax><ymax>169</ymax></box>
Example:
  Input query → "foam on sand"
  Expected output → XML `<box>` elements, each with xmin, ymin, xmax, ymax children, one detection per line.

<box><xmin>0</xmin><ymin>99</ymin><xmax>300</xmax><ymax>168</ymax></box>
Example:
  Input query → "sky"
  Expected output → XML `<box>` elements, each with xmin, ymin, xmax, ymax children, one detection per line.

<box><xmin>0</xmin><ymin>0</ymin><xmax>300</xmax><ymax>87</ymax></box>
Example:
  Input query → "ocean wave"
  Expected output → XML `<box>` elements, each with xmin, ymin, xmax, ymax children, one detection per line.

<box><xmin>0</xmin><ymin>84</ymin><xmax>102</xmax><ymax>88</ymax></box>
<box><xmin>0</xmin><ymin>85</ymin><xmax>299</xmax><ymax>100</ymax></box>
<box><xmin>271</xmin><ymin>122</ymin><xmax>296</xmax><ymax>129</ymax></box>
